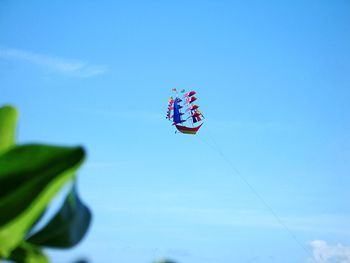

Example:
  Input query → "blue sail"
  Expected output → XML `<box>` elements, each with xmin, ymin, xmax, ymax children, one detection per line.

<box><xmin>173</xmin><ymin>98</ymin><xmax>182</xmax><ymax>124</ymax></box>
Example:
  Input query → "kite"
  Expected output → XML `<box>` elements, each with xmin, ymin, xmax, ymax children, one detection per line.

<box><xmin>166</xmin><ymin>88</ymin><xmax>204</xmax><ymax>134</ymax></box>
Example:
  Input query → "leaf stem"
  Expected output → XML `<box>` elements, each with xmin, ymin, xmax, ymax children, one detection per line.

<box><xmin>0</xmin><ymin>105</ymin><xmax>18</xmax><ymax>154</ymax></box>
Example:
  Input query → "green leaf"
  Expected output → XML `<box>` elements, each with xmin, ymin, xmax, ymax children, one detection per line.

<box><xmin>7</xmin><ymin>242</ymin><xmax>49</xmax><ymax>263</ymax></box>
<box><xmin>0</xmin><ymin>105</ymin><xmax>18</xmax><ymax>154</ymax></box>
<box><xmin>27</xmin><ymin>183</ymin><xmax>92</xmax><ymax>248</ymax></box>
<box><xmin>0</xmin><ymin>144</ymin><xmax>85</xmax><ymax>258</ymax></box>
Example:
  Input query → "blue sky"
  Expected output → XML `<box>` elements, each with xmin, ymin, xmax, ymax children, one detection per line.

<box><xmin>1</xmin><ymin>1</ymin><xmax>350</xmax><ymax>262</ymax></box>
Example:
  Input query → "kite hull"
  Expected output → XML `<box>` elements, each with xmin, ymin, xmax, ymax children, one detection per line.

<box><xmin>175</xmin><ymin>123</ymin><xmax>203</xmax><ymax>135</ymax></box>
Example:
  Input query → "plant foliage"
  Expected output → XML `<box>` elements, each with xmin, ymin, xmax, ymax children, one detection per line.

<box><xmin>0</xmin><ymin>105</ymin><xmax>91</xmax><ymax>263</ymax></box>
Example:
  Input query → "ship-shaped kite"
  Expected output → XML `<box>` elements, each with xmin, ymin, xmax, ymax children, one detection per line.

<box><xmin>166</xmin><ymin>89</ymin><xmax>204</xmax><ymax>134</ymax></box>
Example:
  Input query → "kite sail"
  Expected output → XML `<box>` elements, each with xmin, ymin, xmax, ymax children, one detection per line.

<box><xmin>166</xmin><ymin>89</ymin><xmax>204</xmax><ymax>134</ymax></box>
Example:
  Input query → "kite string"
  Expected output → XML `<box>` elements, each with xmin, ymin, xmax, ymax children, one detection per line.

<box><xmin>196</xmin><ymin>130</ymin><xmax>313</xmax><ymax>257</ymax></box>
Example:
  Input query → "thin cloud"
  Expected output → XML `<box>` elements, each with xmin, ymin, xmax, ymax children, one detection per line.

<box><xmin>0</xmin><ymin>47</ymin><xmax>107</xmax><ymax>77</ymax></box>
<box><xmin>72</xmin><ymin>107</ymin><xmax>162</xmax><ymax>122</ymax></box>
<box><xmin>308</xmin><ymin>240</ymin><xmax>350</xmax><ymax>263</ymax></box>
